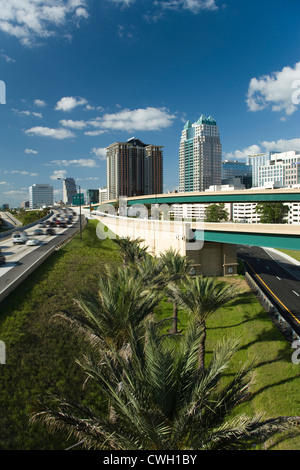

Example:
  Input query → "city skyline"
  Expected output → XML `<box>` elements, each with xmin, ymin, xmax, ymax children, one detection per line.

<box><xmin>0</xmin><ymin>0</ymin><xmax>300</xmax><ymax>206</ymax></box>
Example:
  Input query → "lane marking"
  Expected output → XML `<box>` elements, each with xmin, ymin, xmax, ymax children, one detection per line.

<box><xmin>245</xmin><ymin>260</ymin><xmax>300</xmax><ymax>326</ymax></box>
<box><xmin>293</xmin><ymin>291</ymin><xmax>299</xmax><ymax>297</ymax></box>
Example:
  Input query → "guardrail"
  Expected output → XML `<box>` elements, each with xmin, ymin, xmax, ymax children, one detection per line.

<box><xmin>0</xmin><ymin>216</ymin><xmax>87</xmax><ymax>304</ymax></box>
<box><xmin>245</xmin><ymin>271</ymin><xmax>300</xmax><ymax>342</ymax></box>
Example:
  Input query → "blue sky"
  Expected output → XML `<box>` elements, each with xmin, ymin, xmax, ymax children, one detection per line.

<box><xmin>0</xmin><ymin>0</ymin><xmax>300</xmax><ymax>207</ymax></box>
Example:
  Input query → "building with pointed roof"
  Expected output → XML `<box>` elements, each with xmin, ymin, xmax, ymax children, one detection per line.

<box><xmin>179</xmin><ymin>115</ymin><xmax>222</xmax><ymax>192</ymax></box>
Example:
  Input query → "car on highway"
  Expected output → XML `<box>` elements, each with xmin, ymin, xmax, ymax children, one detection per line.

<box><xmin>12</xmin><ymin>231</ymin><xmax>28</xmax><ymax>244</ymax></box>
<box><xmin>45</xmin><ymin>228</ymin><xmax>55</xmax><ymax>235</ymax></box>
<box><xmin>38</xmin><ymin>222</ymin><xmax>46</xmax><ymax>228</ymax></box>
<box><xmin>26</xmin><ymin>238</ymin><xmax>41</xmax><ymax>246</ymax></box>
<box><xmin>0</xmin><ymin>249</ymin><xmax>5</xmax><ymax>265</ymax></box>
<box><xmin>33</xmin><ymin>229</ymin><xmax>44</xmax><ymax>235</ymax></box>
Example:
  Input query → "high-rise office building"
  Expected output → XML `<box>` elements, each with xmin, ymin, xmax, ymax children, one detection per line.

<box><xmin>179</xmin><ymin>115</ymin><xmax>222</xmax><ymax>192</ymax></box>
<box><xmin>221</xmin><ymin>160</ymin><xmax>252</xmax><ymax>188</ymax></box>
<box><xmin>62</xmin><ymin>178</ymin><xmax>77</xmax><ymax>205</ymax></box>
<box><xmin>106</xmin><ymin>137</ymin><xmax>163</xmax><ymax>200</ymax></box>
<box><xmin>29</xmin><ymin>184</ymin><xmax>53</xmax><ymax>209</ymax></box>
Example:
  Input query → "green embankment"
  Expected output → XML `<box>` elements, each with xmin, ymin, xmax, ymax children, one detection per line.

<box><xmin>278</xmin><ymin>249</ymin><xmax>300</xmax><ymax>263</ymax></box>
<box><xmin>0</xmin><ymin>220</ymin><xmax>299</xmax><ymax>450</ymax></box>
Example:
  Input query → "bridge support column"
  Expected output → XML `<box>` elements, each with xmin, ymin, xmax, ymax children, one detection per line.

<box><xmin>186</xmin><ymin>242</ymin><xmax>238</xmax><ymax>277</ymax></box>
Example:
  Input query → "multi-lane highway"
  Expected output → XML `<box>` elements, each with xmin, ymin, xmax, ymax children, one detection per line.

<box><xmin>237</xmin><ymin>245</ymin><xmax>300</xmax><ymax>336</ymax></box>
<box><xmin>0</xmin><ymin>209</ymin><xmax>83</xmax><ymax>303</ymax></box>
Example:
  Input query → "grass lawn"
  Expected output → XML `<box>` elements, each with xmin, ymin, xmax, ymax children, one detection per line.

<box><xmin>278</xmin><ymin>249</ymin><xmax>300</xmax><ymax>263</ymax></box>
<box><xmin>0</xmin><ymin>220</ymin><xmax>299</xmax><ymax>449</ymax></box>
<box><xmin>155</xmin><ymin>276</ymin><xmax>300</xmax><ymax>450</ymax></box>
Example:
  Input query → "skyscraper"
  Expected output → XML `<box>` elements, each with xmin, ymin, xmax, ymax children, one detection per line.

<box><xmin>62</xmin><ymin>178</ymin><xmax>77</xmax><ymax>205</ymax></box>
<box><xmin>106</xmin><ymin>137</ymin><xmax>163</xmax><ymax>200</ymax></box>
<box><xmin>179</xmin><ymin>115</ymin><xmax>222</xmax><ymax>192</ymax></box>
<box><xmin>29</xmin><ymin>184</ymin><xmax>53</xmax><ymax>209</ymax></box>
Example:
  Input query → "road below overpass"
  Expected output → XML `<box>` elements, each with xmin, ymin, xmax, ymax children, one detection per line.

<box><xmin>237</xmin><ymin>245</ymin><xmax>300</xmax><ymax>337</ymax></box>
<box><xmin>0</xmin><ymin>212</ymin><xmax>85</xmax><ymax>304</ymax></box>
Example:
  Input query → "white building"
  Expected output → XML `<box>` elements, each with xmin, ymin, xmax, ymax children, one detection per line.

<box><xmin>99</xmin><ymin>187</ymin><xmax>108</xmax><ymax>203</ymax></box>
<box><xmin>247</xmin><ymin>150</ymin><xmax>300</xmax><ymax>188</ymax></box>
<box><xmin>29</xmin><ymin>184</ymin><xmax>53</xmax><ymax>209</ymax></box>
<box><xmin>179</xmin><ymin>115</ymin><xmax>222</xmax><ymax>192</ymax></box>
<box><xmin>257</xmin><ymin>151</ymin><xmax>300</xmax><ymax>188</ymax></box>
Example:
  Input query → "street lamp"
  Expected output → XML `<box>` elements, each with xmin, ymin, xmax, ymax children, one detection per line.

<box><xmin>57</xmin><ymin>177</ymin><xmax>82</xmax><ymax>240</ymax></box>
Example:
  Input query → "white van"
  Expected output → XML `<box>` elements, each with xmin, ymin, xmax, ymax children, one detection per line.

<box><xmin>12</xmin><ymin>231</ymin><xmax>28</xmax><ymax>244</ymax></box>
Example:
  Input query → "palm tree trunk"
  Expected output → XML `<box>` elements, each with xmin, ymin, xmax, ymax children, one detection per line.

<box><xmin>197</xmin><ymin>320</ymin><xmax>206</xmax><ymax>371</ymax></box>
<box><xmin>169</xmin><ymin>302</ymin><xmax>178</xmax><ymax>334</ymax></box>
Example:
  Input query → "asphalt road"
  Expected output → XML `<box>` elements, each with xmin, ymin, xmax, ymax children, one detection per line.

<box><xmin>237</xmin><ymin>245</ymin><xmax>300</xmax><ymax>336</ymax></box>
<box><xmin>0</xmin><ymin>213</ymin><xmax>85</xmax><ymax>302</ymax></box>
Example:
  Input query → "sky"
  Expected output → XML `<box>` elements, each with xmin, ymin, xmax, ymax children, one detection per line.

<box><xmin>0</xmin><ymin>0</ymin><xmax>300</xmax><ymax>207</ymax></box>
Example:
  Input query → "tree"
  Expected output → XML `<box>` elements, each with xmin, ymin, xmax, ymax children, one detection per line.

<box><xmin>30</xmin><ymin>318</ymin><xmax>300</xmax><ymax>450</ymax></box>
<box><xmin>114</xmin><ymin>237</ymin><xmax>149</xmax><ymax>266</ymax></box>
<box><xmin>158</xmin><ymin>249</ymin><xmax>192</xmax><ymax>335</ymax></box>
<box><xmin>205</xmin><ymin>203</ymin><xmax>229</xmax><ymax>222</ymax></box>
<box><xmin>255</xmin><ymin>202</ymin><xmax>289</xmax><ymax>224</ymax></box>
<box><xmin>168</xmin><ymin>276</ymin><xmax>236</xmax><ymax>371</ymax></box>
<box><xmin>55</xmin><ymin>264</ymin><xmax>161</xmax><ymax>353</ymax></box>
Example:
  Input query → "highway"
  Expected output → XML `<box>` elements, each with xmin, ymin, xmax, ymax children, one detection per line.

<box><xmin>0</xmin><ymin>210</ymin><xmax>83</xmax><ymax>302</ymax></box>
<box><xmin>237</xmin><ymin>245</ymin><xmax>300</xmax><ymax>337</ymax></box>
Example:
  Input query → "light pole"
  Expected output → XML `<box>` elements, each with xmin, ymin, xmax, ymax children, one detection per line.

<box><xmin>57</xmin><ymin>178</ymin><xmax>82</xmax><ymax>240</ymax></box>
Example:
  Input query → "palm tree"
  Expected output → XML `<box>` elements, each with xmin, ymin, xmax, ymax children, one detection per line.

<box><xmin>114</xmin><ymin>236</ymin><xmax>149</xmax><ymax>267</ymax></box>
<box><xmin>31</xmin><ymin>318</ymin><xmax>300</xmax><ymax>450</ymax></box>
<box><xmin>55</xmin><ymin>264</ymin><xmax>161</xmax><ymax>353</ymax></box>
<box><xmin>158</xmin><ymin>249</ymin><xmax>192</xmax><ymax>335</ymax></box>
<box><xmin>168</xmin><ymin>276</ymin><xmax>236</xmax><ymax>371</ymax></box>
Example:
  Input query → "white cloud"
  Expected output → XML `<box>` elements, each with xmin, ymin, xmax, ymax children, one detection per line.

<box><xmin>34</xmin><ymin>99</ymin><xmax>46</xmax><ymax>107</ymax></box>
<box><xmin>3</xmin><ymin>190</ymin><xmax>27</xmax><ymax>195</ymax></box>
<box><xmin>84</xmin><ymin>130</ymin><xmax>107</xmax><ymax>136</ymax></box>
<box><xmin>224</xmin><ymin>144</ymin><xmax>262</xmax><ymax>160</ymax></box>
<box><xmin>50</xmin><ymin>158</ymin><xmax>98</xmax><ymax>167</ymax></box>
<box><xmin>55</xmin><ymin>96</ymin><xmax>88</xmax><ymax>112</ymax></box>
<box><xmin>50</xmin><ymin>169</ymin><xmax>67</xmax><ymax>180</ymax></box>
<box><xmin>13</xmin><ymin>109</ymin><xmax>43</xmax><ymax>118</ymax></box>
<box><xmin>98</xmin><ymin>107</ymin><xmax>176</xmax><ymax>131</ymax></box>
<box><xmin>25</xmin><ymin>148</ymin><xmax>38</xmax><ymax>154</ymax></box>
<box><xmin>59</xmin><ymin>119</ymin><xmax>87</xmax><ymax>129</ymax></box>
<box><xmin>91</xmin><ymin>147</ymin><xmax>107</xmax><ymax>160</ymax></box>
<box><xmin>75</xmin><ymin>7</ymin><xmax>89</xmax><ymax>18</ymax></box>
<box><xmin>25</xmin><ymin>126</ymin><xmax>75</xmax><ymax>139</ymax></box>
<box><xmin>0</xmin><ymin>49</ymin><xmax>15</xmax><ymax>63</ymax></box>
<box><xmin>11</xmin><ymin>170</ymin><xmax>38</xmax><ymax>176</ymax></box>
<box><xmin>247</xmin><ymin>62</ymin><xmax>300</xmax><ymax>117</ymax></box>
<box><xmin>154</xmin><ymin>0</ymin><xmax>218</xmax><ymax>13</ymax></box>
<box><xmin>225</xmin><ymin>137</ymin><xmax>300</xmax><ymax>160</ymax></box>
<box><xmin>261</xmin><ymin>138</ymin><xmax>300</xmax><ymax>153</ymax></box>
<box><xmin>0</xmin><ymin>0</ymin><xmax>89</xmax><ymax>46</ymax></box>
<box><xmin>110</xmin><ymin>0</ymin><xmax>136</xmax><ymax>6</ymax></box>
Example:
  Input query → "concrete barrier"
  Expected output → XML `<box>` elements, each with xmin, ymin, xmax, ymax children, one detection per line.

<box><xmin>0</xmin><ymin>245</ymin><xmax>56</xmax><ymax>303</ymax></box>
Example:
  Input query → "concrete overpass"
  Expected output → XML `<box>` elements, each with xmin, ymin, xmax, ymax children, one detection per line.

<box><xmin>86</xmin><ymin>188</ymin><xmax>300</xmax><ymax>276</ymax></box>
<box><xmin>94</xmin><ymin>187</ymin><xmax>300</xmax><ymax>206</ymax></box>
